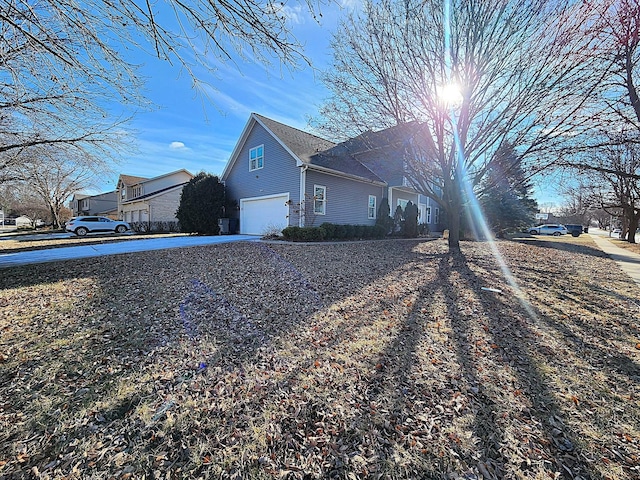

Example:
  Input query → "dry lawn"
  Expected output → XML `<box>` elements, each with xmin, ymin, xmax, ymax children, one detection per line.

<box><xmin>0</xmin><ymin>235</ymin><xmax>638</xmax><ymax>479</ymax></box>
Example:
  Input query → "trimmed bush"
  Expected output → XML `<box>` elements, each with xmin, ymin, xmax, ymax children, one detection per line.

<box><xmin>319</xmin><ymin>222</ymin><xmax>336</xmax><ymax>239</ymax></box>
<box><xmin>283</xmin><ymin>223</ymin><xmax>387</xmax><ymax>241</ymax></box>
<box><xmin>282</xmin><ymin>226</ymin><xmax>325</xmax><ymax>242</ymax></box>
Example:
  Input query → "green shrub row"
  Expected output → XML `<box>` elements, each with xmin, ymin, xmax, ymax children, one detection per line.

<box><xmin>282</xmin><ymin>223</ymin><xmax>387</xmax><ymax>242</ymax></box>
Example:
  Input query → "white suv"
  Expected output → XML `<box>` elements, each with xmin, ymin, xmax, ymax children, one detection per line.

<box><xmin>528</xmin><ymin>224</ymin><xmax>568</xmax><ymax>236</ymax></box>
<box><xmin>65</xmin><ymin>216</ymin><xmax>131</xmax><ymax>236</ymax></box>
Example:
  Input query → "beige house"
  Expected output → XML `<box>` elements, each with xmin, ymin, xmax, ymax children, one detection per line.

<box><xmin>116</xmin><ymin>169</ymin><xmax>194</xmax><ymax>224</ymax></box>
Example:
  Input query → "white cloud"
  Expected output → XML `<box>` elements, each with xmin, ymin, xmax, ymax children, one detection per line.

<box><xmin>170</xmin><ymin>141</ymin><xmax>186</xmax><ymax>149</ymax></box>
<box><xmin>280</xmin><ymin>5</ymin><xmax>305</xmax><ymax>24</ymax></box>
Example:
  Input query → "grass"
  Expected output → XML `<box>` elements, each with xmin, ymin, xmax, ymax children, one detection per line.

<box><xmin>0</xmin><ymin>235</ymin><xmax>639</xmax><ymax>479</ymax></box>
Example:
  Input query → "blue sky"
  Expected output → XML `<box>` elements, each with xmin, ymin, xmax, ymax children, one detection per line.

<box><xmin>96</xmin><ymin>3</ymin><xmax>346</xmax><ymax>192</ymax></box>
<box><xmin>96</xmin><ymin>0</ymin><xmax>562</xmax><ymax>207</ymax></box>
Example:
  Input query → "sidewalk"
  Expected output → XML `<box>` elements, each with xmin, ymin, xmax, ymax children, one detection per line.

<box><xmin>589</xmin><ymin>234</ymin><xmax>640</xmax><ymax>286</ymax></box>
<box><xmin>0</xmin><ymin>234</ymin><xmax>258</xmax><ymax>269</ymax></box>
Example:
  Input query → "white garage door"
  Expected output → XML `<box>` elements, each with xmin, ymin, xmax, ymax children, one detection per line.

<box><xmin>240</xmin><ymin>193</ymin><xmax>290</xmax><ymax>235</ymax></box>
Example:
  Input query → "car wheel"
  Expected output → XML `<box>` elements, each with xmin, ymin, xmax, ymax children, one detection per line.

<box><xmin>115</xmin><ymin>225</ymin><xmax>127</xmax><ymax>234</ymax></box>
<box><xmin>529</xmin><ymin>229</ymin><xmax>538</xmax><ymax>235</ymax></box>
<box><xmin>75</xmin><ymin>227</ymin><xmax>88</xmax><ymax>236</ymax></box>
<box><xmin>553</xmin><ymin>231</ymin><xmax>561</xmax><ymax>236</ymax></box>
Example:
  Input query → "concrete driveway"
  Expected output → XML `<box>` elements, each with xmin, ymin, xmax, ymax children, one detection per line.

<box><xmin>0</xmin><ymin>234</ymin><xmax>258</xmax><ymax>269</ymax></box>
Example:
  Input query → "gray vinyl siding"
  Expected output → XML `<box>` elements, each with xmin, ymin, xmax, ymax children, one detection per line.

<box><xmin>305</xmin><ymin>170</ymin><xmax>385</xmax><ymax>226</ymax></box>
<box><xmin>224</xmin><ymin>123</ymin><xmax>300</xmax><ymax>225</ymax></box>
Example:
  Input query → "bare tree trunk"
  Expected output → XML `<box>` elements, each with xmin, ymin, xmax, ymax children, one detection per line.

<box><xmin>443</xmin><ymin>176</ymin><xmax>462</xmax><ymax>251</ymax></box>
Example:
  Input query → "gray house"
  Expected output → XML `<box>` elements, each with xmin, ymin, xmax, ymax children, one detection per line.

<box><xmin>69</xmin><ymin>191</ymin><xmax>118</xmax><ymax>218</ymax></box>
<box><xmin>221</xmin><ymin>113</ymin><xmax>442</xmax><ymax>235</ymax></box>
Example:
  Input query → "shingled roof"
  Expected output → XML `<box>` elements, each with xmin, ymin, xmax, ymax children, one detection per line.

<box><xmin>118</xmin><ymin>174</ymin><xmax>149</xmax><ymax>186</ymax></box>
<box><xmin>254</xmin><ymin>114</ymin><xmax>336</xmax><ymax>164</ymax></box>
<box><xmin>232</xmin><ymin>113</ymin><xmax>421</xmax><ymax>187</ymax></box>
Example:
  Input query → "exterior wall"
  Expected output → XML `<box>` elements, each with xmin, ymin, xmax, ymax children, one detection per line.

<box><xmin>304</xmin><ymin>169</ymin><xmax>385</xmax><ymax>226</ymax></box>
<box><xmin>224</xmin><ymin>122</ymin><xmax>301</xmax><ymax>225</ymax></box>
<box><xmin>148</xmin><ymin>188</ymin><xmax>183</xmax><ymax>222</ymax></box>
<box><xmin>122</xmin><ymin>187</ymin><xmax>183</xmax><ymax>223</ymax></box>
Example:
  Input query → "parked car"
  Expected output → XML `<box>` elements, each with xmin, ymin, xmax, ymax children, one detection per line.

<box><xmin>528</xmin><ymin>224</ymin><xmax>568</xmax><ymax>236</ymax></box>
<box><xmin>612</xmin><ymin>228</ymin><xmax>623</xmax><ymax>238</ymax></box>
<box><xmin>65</xmin><ymin>216</ymin><xmax>131</xmax><ymax>236</ymax></box>
<box><xmin>564</xmin><ymin>224</ymin><xmax>583</xmax><ymax>237</ymax></box>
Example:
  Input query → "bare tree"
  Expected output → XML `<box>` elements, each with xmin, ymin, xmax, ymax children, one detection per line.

<box><xmin>593</xmin><ymin>137</ymin><xmax>640</xmax><ymax>242</ymax></box>
<box><xmin>0</xmin><ymin>0</ymin><xmax>326</xmax><ymax>181</ymax></box>
<box><xmin>315</xmin><ymin>0</ymin><xmax>605</xmax><ymax>250</ymax></box>
<box><xmin>17</xmin><ymin>146</ymin><xmax>102</xmax><ymax>228</ymax></box>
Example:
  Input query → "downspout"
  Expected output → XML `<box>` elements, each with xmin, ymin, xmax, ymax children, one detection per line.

<box><xmin>299</xmin><ymin>165</ymin><xmax>308</xmax><ymax>227</ymax></box>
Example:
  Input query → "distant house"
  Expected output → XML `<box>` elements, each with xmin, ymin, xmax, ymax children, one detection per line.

<box><xmin>116</xmin><ymin>169</ymin><xmax>194</xmax><ymax>224</ymax></box>
<box><xmin>221</xmin><ymin>113</ymin><xmax>442</xmax><ymax>235</ymax></box>
<box><xmin>69</xmin><ymin>191</ymin><xmax>117</xmax><ymax>218</ymax></box>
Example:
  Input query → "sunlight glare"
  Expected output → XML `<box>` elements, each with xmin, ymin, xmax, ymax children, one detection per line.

<box><xmin>437</xmin><ymin>83</ymin><xmax>463</xmax><ymax>107</ymax></box>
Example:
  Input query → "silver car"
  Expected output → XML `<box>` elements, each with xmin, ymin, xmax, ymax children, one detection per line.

<box><xmin>65</xmin><ymin>216</ymin><xmax>131</xmax><ymax>236</ymax></box>
<box><xmin>528</xmin><ymin>224</ymin><xmax>568</xmax><ymax>236</ymax></box>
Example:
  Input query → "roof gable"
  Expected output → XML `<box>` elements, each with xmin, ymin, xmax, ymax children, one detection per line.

<box><xmin>118</xmin><ymin>174</ymin><xmax>149</xmax><ymax>187</ymax></box>
<box><xmin>222</xmin><ymin>113</ymin><xmax>336</xmax><ymax>180</ymax></box>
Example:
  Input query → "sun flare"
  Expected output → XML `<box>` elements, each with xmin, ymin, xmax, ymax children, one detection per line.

<box><xmin>437</xmin><ymin>83</ymin><xmax>463</xmax><ymax>106</ymax></box>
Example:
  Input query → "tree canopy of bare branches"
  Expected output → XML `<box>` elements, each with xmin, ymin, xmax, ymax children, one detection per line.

<box><xmin>315</xmin><ymin>0</ymin><xmax>606</xmax><ymax>250</ymax></box>
<box><xmin>0</xmin><ymin>0</ymin><xmax>325</xmax><ymax>183</ymax></box>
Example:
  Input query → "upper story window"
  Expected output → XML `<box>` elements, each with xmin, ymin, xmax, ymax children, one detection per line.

<box><xmin>314</xmin><ymin>185</ymin><xmax>326</xmax><ymax>215</ymax></box>
<box><xmin>426</xmin><ymin>206</ymin><xmax>432</xmax><ymax>224</ymax></box>
<box><xmin>132</xmin><ymin>186</ymin><xmax>142</xmax><ymax>198</ymax></box>
<box><xmin>368</xmin><ymin>195</ymin><xmax>376</xmax><ymax>219</ymax></box>
<box><xmin>249</xmin><ymin>145</ymin><xmax>264</xmax><ymax>171</ymax></box>
<box><xmin>121</xmin><ymin>188</ymin><xmax>126</xmax><ymax>199</ymax></box>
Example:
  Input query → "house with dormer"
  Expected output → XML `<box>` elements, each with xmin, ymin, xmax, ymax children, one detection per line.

<box><xmin>221</xmin><ymin>113</ymin><xmax>442</xmax><ymax>235</ymax></box>
<box><xmin>116</xmin><ymin>169</ymin><xmax>194</xmax><ymax>224</ymax></box>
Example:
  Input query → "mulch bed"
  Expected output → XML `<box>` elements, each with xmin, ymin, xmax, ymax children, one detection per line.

<box><xmin>0</xmin><ymin>237</ymin><xmax>638</xmax><ymax>479</ymax></box>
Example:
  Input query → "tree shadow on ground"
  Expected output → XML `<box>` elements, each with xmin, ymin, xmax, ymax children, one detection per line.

<box><xmin>510</xmin><ymin>235</ymin><xmax>610</xmax><ymax>259</ymax></box>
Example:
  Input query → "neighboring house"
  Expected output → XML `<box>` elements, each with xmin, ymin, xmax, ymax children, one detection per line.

<box><xmin>116</xmin><ymin>169</ymin><xmax>194</xmax><ymax>223</ymax></box>
<box><xmin>221</xmin><ymin>113</ymin><xmax>442</xmax><ymax>235</ymax></box>
<box><xmin>15</xmin><ymin>215</ymin><xmax>32</xmax><ymax>228</ymax></box>
<box><xmin>69</xmin><ymin>191</ymin><xmax>117</xmax><ymax>218</ymax></box>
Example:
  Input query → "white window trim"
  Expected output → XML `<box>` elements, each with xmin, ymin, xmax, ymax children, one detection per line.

<box><xmin>426</xmin><ymin>206</ymin><xmax>432</xmax><ymax>224</ymax></box>
<box><xmin>314</xmin><ymin>185</ymin><xmax>326</xmax><ymax>215</ymax></box>
<box><xmin>249</xmin><ymin>144</ymin><xmax>264</xmax><ymax>172</ymax></box>
<box><xmin>368</xmin><ymin>195</ymin><xmax>376</xmax><ymax>219</ymax></box>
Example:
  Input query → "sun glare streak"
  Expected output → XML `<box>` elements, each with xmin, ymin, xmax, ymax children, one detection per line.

<box><xmin>442</xmin><ymin>0</ymin><xmax>539</xmax><ymax>322</ymax></box>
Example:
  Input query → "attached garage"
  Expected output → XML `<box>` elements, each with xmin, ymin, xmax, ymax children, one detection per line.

<box><xmin>240</xmin><ymin>193</ymin><xmax>290</xmax><ymax>235</ymax></box>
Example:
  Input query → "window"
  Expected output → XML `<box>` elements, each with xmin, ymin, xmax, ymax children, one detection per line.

<box><xmin>426</xmin><ymin>207</ymin><xmax>432</xmax><ymax>224</ymax></box>
<box><xmin>132</xmin><ymin>186</ymin><xmax>142</xmax><ymax>198</ymax></box>
<box><xmin>397</xmin><ymin>199</ymin><xmax>408</xmax><ymax>210</ymax></box>
<box><xmin>434</xmin><ymin>207</ymin><xmax>441</xmax><ymax>224</ymax></box>
<box><xmin>368</xmin><ymin>195</ymin><xmax>376</xmax><ymax>219</ymax></box>
<box><xmin>249</xmin><ymin>145</ymin><xmax>264</xmax><ymax>171</ymax></box>
<box><xmin>314</xmin><ymin>185</ymin><xmax>326</xmax><ymax>215</ymax></box>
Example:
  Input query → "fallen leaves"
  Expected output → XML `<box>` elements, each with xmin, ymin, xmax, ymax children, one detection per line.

<box><xmin>0</xmin><ymin>238</ymin><xmax>639</xmax><ymax>479</ymax></box>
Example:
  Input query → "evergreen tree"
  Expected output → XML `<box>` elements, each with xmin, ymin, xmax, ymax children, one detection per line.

<box><xmin>176</xmin><ymin>172</ymin><xmax>226</xmax><ymax>234</ymax></box>
<box><xmin>404</xmin><ymin>201</ymin><xmax>419</xmax><ymax>237</ymax></box>
<box><xmin>479</xmin><ymin>143</ymin><xmax>538</xmax><ymax>238</ymax></box>
<box><xmin>376</xmin><ymin>197</ymin><xmax>393</xmax><ymax>235</ymax></box>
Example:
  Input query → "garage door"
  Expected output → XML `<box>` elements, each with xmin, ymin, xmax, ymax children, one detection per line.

<box><xmin>240</xmin><ymin>193</ymin><xmax>290</xmax><ymax>235</ymax></box>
